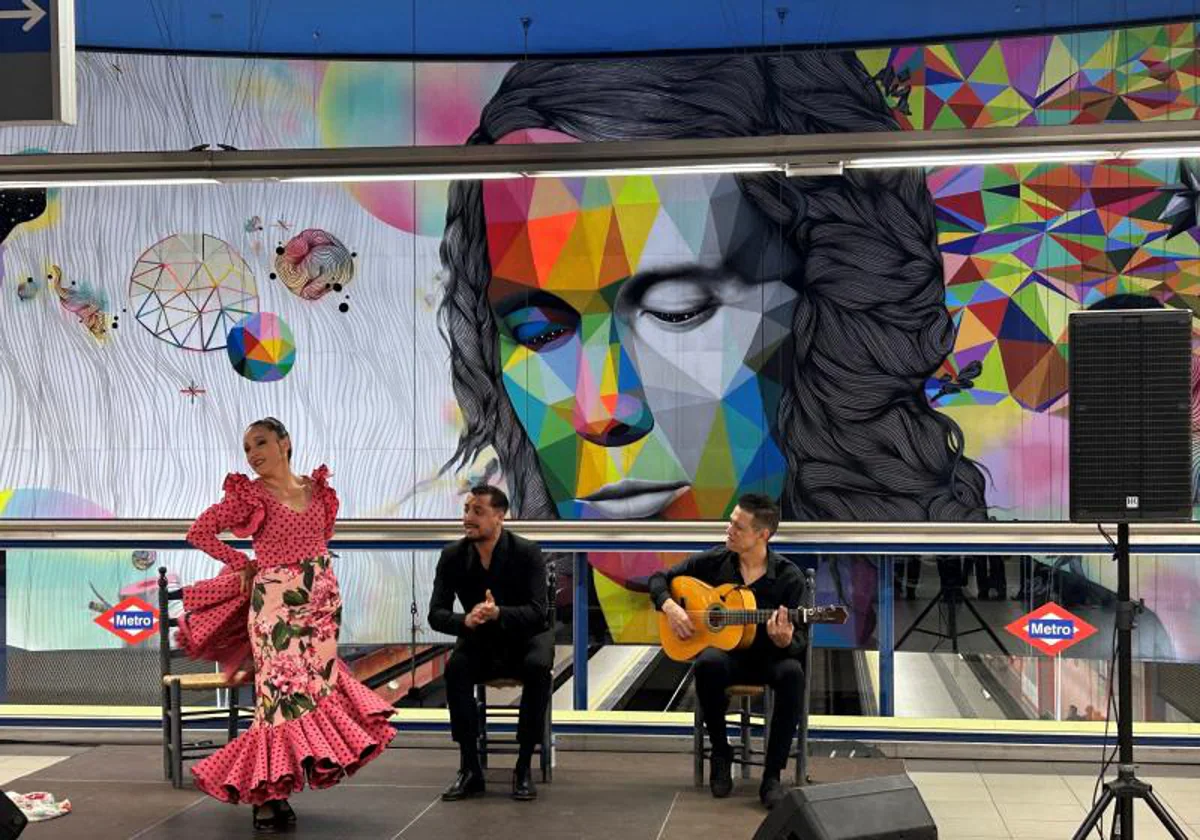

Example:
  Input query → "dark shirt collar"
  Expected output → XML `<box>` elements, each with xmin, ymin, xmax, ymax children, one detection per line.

<box><xmin>467</xmin><ymin>528</ymin><xmax>508</xmax><ymax>570</ymax></box>
<box><xmin>764</xmin><ymin>548</ymin><xmax>780</xmax><ymax>580</ymax></box>
<box><xmin>723</xmin><ymin>546</ymin><xmax>779</xmax><ymax>582</ymax></box>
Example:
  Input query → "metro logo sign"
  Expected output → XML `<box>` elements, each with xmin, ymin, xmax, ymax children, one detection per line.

<box><xmin>94</xmin><ymin>596</ymin><xmax>159</xmax><ymax>644</ymax></box>
<box><xmin>1005</xmin><ymin>602</ymin><xmax>1097</xmax><ymax>656</ymax></box>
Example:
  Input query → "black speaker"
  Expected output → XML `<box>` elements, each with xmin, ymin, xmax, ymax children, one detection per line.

<box><xmin>1068</xmin><ymin>309</ymin><xmax>1192</xmax><ymax>523</ymax></box>
<box><xmin>0</xmin><ymin>793</ymin><xmax>26</xmax><ymax>839</ymax></box>
<box><xmin>752</xmin><ymin>775</ymin><xmax>937</xmax><ymax>840</ymax></box>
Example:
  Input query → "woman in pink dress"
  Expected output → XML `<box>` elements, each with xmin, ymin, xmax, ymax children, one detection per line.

<box><xmin>179</xmin><ymin>417</ymin><xmax>396</xmax><ymax>830</ymax></box>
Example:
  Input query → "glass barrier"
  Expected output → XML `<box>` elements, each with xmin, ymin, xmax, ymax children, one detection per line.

<box><xmin>2</xmin><ymin>535</ymin><xmax>1198</xmax><ymax>727</ymax></box>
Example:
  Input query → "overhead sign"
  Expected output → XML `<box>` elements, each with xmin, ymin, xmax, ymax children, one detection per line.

<box><xmin>95</xmin><ymin>596</ymin><xmax>159</xmax><ymax>645</ymax></box>
<box><xmin>1005</xmin><ymin>602</ymin><xmax>1097</xmax><ymax>656</ymax></box>
<box><xmin>0</xmin><ymin>0</ymin><xmax>74</xmax><ymax>123</ymax></box>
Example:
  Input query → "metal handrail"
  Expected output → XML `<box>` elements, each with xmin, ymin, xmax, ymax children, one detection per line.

<box><xmin>3</xmin><ymin>519</ymin><xmax>1200</xmax><ymax>553</ymax></box>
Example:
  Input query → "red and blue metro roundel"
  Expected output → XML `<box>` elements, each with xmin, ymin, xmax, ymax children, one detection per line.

<box><xmin>94</xmin><ymin>596</ymin><xmax>160</xmax><ymax>645</ymax></box>
<box><xmin>1005</xmin><ymin>602</ymin><xmax>1097</xmax><ymax>656</ymax></box>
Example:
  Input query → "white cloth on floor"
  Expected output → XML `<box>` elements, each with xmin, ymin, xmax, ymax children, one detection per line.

<box><xmin>5</xmin><ymin>791</ymin><xmax>71</xmax><ymax>821</ymax></box>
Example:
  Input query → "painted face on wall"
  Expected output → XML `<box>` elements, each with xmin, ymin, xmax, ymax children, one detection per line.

<box><xmin>482</xmin><ymin>130</ymin><xmax>801</xmax><ymax>520</ymax></box>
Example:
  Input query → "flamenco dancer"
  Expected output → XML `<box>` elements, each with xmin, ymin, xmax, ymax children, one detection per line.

<box><xmin>179</xmin><ymin>417</ymin><xmax>396</xmax><ymax>830</ymax></box>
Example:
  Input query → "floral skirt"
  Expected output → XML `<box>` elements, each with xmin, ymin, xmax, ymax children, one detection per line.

<box><xmin>177</xmin><ymin>557</ymin><xmax>396</xmax><ymax>805</ymax></box>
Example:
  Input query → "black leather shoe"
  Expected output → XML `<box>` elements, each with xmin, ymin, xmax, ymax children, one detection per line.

<box><xmin>273</xmin><ymin>800</ymin><xmax>296</xmax><ymax>825</ymax></box>
<box><xmin>441</xmin><ymin>768</ymin><xmax>486</xmax><ymax>801</ymax></box>
<box><xmin>709</xmin><ymin>746</ymin><xmax>733</xmax><ymax>798</ymax></box>
<box><xmin>512</xmin><ymin>765</ymin><xmax>537</xmax><ymax>801</ymax></box>
<box><xmin>252</xmin><ymin>805</ymin><xmax>279</xmax><ymax>831</ymax></box>
<box><xmin>759</xmin><ymin>775</ymin><xmax>787</xmax><ymax>809</ymax></box>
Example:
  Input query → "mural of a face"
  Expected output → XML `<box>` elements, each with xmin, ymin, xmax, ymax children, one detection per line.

<box><xmin>482</xmin><ymin>130</ymin><xmax>800</xmax><ymax>521</ymax></box>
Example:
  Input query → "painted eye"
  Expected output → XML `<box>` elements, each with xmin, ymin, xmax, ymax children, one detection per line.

<box><xmin>513</xmin><ymin>323</ymin><xmax>572</xmax><ymax>350</ymax></box>
<box><xmin>647</xmin><ymin>309</ymin><xmax>702</xmax><ymax>323</ymax></box>
<box><xmin>644</xmin><ymin>303</ymin><xmax>716</xmax><ymax>327</ymax></box>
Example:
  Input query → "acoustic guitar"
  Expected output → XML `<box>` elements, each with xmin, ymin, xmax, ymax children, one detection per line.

<box><xmin>659</xmin><ymin>576</ymin><xmax>850</xmax><ymax>662</ymax></box>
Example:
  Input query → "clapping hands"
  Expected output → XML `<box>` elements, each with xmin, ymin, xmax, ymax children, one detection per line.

<box><xmin>465</xmin><ymin>589</ymin><xmax>500</xmax><ymax>629</ymax></box>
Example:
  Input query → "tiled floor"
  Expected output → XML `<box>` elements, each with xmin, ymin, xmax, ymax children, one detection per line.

<box><xmin>0</xmin><ymin>746</ymin><xmax>1194</xmax><ymax>838</ymax></box>
<box><xmin>906</xmin><ymin>761</ymin><xmax>1200</xmax><ymax>839</ymax></box>
<box><xmin>0</xmin><ymin>753</ymin><xmax>71</xmax><ymax>785</ymax></box>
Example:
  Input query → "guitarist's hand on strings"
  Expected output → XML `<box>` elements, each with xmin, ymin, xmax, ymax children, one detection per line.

<box><xmin>766</xmin><ymin>605</ymin><xmax>794</xmax><ymax>648</ymax></box>
<box><xmin>663</xmin><ymin>599</ymin><xmax>694</xmax><ymax>640</ymax></box>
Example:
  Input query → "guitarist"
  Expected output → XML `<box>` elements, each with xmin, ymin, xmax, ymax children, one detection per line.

<box><xmin>648</xmin><ymin>494</ymin><xmax>808</xmax><ymax>810</ymax></box>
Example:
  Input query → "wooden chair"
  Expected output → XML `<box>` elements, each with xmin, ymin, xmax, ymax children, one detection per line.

<box><xmin>158</xmin><ymin>567</ymin><xmax>254</xmax><ymax>788</ymax></box>
<box><xmin>474</xmin><ymin>563</ymin><xmax>557</xmax><ymax>782</ymax></box>
<box><xmin>692</xmin><ymin>568</ymin><xmax>816</xmax><ymax>788</ymax></box>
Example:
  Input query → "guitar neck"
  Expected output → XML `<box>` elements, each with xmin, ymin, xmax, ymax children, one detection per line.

<box><xmin>720</xmin><ymin>608</ymin><xmax>808</xmax><ymax>625</ymax></box>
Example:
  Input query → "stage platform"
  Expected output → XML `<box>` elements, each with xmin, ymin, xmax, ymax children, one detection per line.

<box><xmin>1</xmin><ymin>743</ymin><xmax>1197</xmax><ymax>838</ymax></box>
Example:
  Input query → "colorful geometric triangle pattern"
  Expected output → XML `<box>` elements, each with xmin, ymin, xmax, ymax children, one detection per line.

<box><xmin>129</xmin><ymin>233</ymin><xmax>259</xmax><ymax>352</ymax></box>
<box><xmin>226</xmin><ymin>312</ymin><xmax>297</xmax><ymax>383</ymax></box>
<box><xmin>857</xmin><ymin>24</ymin><xmax>1200</xmax><ymax>413</ymax></box>
<box><xmin>483</xmin><ymin>170</ymin><xmax>791</xmax><ymax>520</ymax></box>
<box><xmin>860</xmin><ymin>22</ymin><xmax>1200</xmax><ymax>130</ymax></box>
<box><xmin>926</xmin><ymin>158</ymin><xmax>1200</xmax><ymax>411</ymax></box>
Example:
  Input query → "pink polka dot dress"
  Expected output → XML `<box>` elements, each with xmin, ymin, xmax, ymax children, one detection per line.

<box><xmin>177</xmin><ymin>465</ymin><xmax>396</xmax><ymax>805</ymax></box>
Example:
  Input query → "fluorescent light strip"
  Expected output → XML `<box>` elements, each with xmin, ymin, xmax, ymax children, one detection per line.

<box><xmin>845</xmin><ymin>149</ymin><xmax>1118</xmax><ymax>169</ymax></box>
<box><xmin>18</xmin><ymin>144</ymin><xmax>1200</xmax><ymax>188</ymax></box>
<box><xmin>287</xmin><ymin>163</ymin><xmax>781</xmax><ymax>182</ymax></box>
<box><xmin>529</xmin><ymin>162</ymin><xmax>781</xmax><ymax>178</ymax></box>
<box><xmin>1120</xmin><ymin>146</ymin><xmax>1200</xmax><ymax>160</ymax></box>
<box><xmin>0</xmin><ymin>177</ymin><xmax>220</xmax><ymax>188</ymax></box>
<box><xmin>285</xmin><ymin>172</ymin><xmax>521</xmax><ymax>183</ymax></box>
<box><xmin>784</xmin><ymin>162</ymin><xmax>845</xmax><ymax>177</ymax></box>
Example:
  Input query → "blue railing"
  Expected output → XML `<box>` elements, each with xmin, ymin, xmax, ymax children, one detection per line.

<box><xmin>3</xmin><ymin>519</ymin><xmax>1199</xmax><ymax>717</ymax></box>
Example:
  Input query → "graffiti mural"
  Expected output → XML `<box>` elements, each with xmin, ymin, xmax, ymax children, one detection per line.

<box><xmin>2</xmin><ymin>22</ymin><xmax>1200</xmax><ymax>669</ymax></box>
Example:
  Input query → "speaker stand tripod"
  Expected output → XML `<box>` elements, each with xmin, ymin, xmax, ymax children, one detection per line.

<box><xmin>895</xmin><ymin>582</ymin><xmax>1010</xmax><ymax>655</ymax></box>
<box><xmin>1071</xmin><ymin>523</ymin><xmax>1187</xmax><ymax>840</ymax></box>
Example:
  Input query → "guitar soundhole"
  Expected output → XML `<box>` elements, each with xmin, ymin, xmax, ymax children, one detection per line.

<box><xmin>706</xmin><ymin>605</ymin><xmax>723</xmax><ymax>632</ymax></box>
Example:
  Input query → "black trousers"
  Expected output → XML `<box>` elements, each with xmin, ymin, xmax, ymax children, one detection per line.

<box><xmin>694</xmin><ymin>647</ymin><xmax>804</xmax><ymax>774</ymax></box>
<box><xmin>444</xmin><ymin>629</ymin><xmax>554</xmax><ymax>750</ymax></box>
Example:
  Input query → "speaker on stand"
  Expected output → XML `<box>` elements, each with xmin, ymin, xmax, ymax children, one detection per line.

<box><xmin>1068</xmin><ymin>307</ymin><xmax>1192</xmax><ymax>840</ymax></box>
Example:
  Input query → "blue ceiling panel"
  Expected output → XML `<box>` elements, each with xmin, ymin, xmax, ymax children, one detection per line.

<box><xmin>70</xmin><ymin>0</ymin><xmax>1195</xmax><ymax>57</ymax></box>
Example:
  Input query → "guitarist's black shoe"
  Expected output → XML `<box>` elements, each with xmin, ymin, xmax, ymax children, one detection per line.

<box><xmin>512</xmin><ymin>765</ymin><xmax>537</xmax><ymax>801</ymax></box>
<box><xmin>710</xmin><ymin>745</ymin><xmax>733</xmax><ymax>798</ymax></box>
<box><xmin>759</xmin><ymin>774</ymin><xmax>787</xmax><ymax>809</ymax></box>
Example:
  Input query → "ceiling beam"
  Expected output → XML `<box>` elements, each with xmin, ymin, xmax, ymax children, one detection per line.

<box><xmin>2</xmin><ymin>120</ymin><xmax>1200</xmax><ymax>186</ymax></box>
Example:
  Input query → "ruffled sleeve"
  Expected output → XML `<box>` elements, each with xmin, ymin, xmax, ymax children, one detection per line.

<box><xmin>310</xmin><ymin>465</ymin><xmax>339</xmax><ymax>541</ymax></box>
<box><xmin>185</xmin><ymin>473</ymin><xmax>266</xmax><ymax>571</ymax></box>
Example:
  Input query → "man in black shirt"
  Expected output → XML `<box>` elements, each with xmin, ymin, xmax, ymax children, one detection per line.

<box><xmin>429</xmin><ymin>485</ymin><xmax>552</xmax><ymax>802</ymax></box>
<box><xmin>648</xmin><ymin>494</ymin><xmax>806</xmax><ymax>809</ymax></box>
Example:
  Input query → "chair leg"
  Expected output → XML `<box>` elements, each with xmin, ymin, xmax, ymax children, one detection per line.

<box><xmin>763</xmin><ymin>687</ymin><xmax>774</xmax><ymax>782</ymax></box>
<box><xmin>475</xmin><ymin>685</ymin><xmax>488</xmax><ymax>771</ymax></box>
<box><xmin>169</xmin><ymin>681</ymin><xmax>184</xmax><ymax>789</ymax></box>
<box><xmin>161</xmin><ymin>686</ymin><xmax>172</xmax><ymax>782</ymax></box>
<box><xmin>541</xmin><ymin>694</ymin><xmax>552</xmax><ymax>783</ymax></box>
<box><xmin>739</xmin><ymin>696</ymin><xmax>751</xmax><ymax>780</ymax></box>
<box><xmin>693</xmin><ymin>702</ymin><xmax>704</xmax><ymax>787</ymax></box>
<box><xmin>227</xmin><ymin>685</ymin><xmax>239</xmax><ymax>744</ymax></box>
<box><xmin>794</xmin><ymin>732</ymin><xmax>804</xmax><ymax>787</ymax></box>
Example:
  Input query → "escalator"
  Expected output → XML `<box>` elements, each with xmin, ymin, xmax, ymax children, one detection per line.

<box><xmin>344</xmin><ymin>644</ymin><xmax>451</xmax><ymax>706</ymax></box>
<box><xmin>614</xmin><ymin>648</ymin><xmax>871</xmax><ymax>714</ymax></box>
